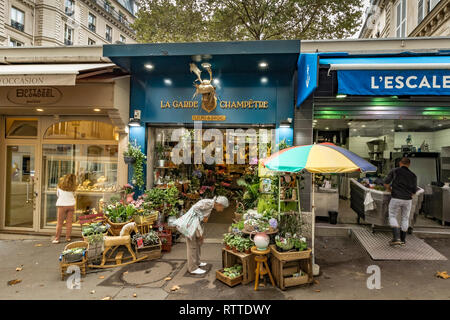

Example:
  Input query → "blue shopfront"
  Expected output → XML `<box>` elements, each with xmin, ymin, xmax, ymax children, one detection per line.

<box><xmin>104</xmin><ymin>41</ymin><xmax>300</xmax><ymax>196</ymax></box>
<box><xmin>296</xmin><ymin>52</ymin><xmax>450</xmax><ymax>226</ymax></box>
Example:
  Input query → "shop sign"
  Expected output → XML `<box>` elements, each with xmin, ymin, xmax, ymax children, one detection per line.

<box><xmin>337</xmin><ymin>70</ymin><xmax>450</xmax><ymax>96</ymax></box>
<box><xmin>7</xmin><ymin>87</ymin><xmax>63</xmax><ymax>106</ymax></box>
<box><xmin>0</xmin><ymin>74</ymin><xmax>75</xmax><ymax>86</ymax></box>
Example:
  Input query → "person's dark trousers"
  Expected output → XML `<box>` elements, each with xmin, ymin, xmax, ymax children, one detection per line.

<box><xmin>400</xmin><ymin>230</ymin><xmax>407</xmax><ymax>245</ymax></box>
<box><xmin>390</xmin><ymin>227</ymin><xmax>402</xmax><ymax>246</ymax></box>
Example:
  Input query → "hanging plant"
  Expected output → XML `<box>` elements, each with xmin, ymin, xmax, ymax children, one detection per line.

<box><xmin>123</xmin><ymin>142</ymin><xmax>146</xmax><ymax>190</ymax></box>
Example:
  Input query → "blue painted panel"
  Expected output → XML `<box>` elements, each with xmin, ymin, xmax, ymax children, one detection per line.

<box><xmin>130</xmin><ymin>72</ymin><xmax>294</xmax><ymax>125</ymax></box>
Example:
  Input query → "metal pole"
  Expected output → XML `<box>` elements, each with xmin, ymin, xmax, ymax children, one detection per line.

<box><xmin>312</xmin><ymin>173</ymin><xmax>315</xmax><ymax>266</ymax></box>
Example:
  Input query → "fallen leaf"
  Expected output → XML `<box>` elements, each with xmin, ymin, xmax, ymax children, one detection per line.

<box><xmin>136</xmin><ymin>285</ymin><xmax>141</xmax><ymax>288</ymax></box>
<box><xmin>314</xmin><ymin>289</ymin><xmax>321</xmax><ymax>293</ymax></box>
<box><xmin>34</xmin><ymin>244</ymin><xmax>43</xmax><ymax>247</ymax></box>
<box><xmin>164</xmin><ymin>277</ymin><xmax>172</xmax><ymax>281</ymax></box>
<box><xmin>436</xmin><ymin>271</ymin><xmax>449</xmax><ymax>279</ymax></box>
<box><xmin>133</xmin><ymin>293</ymin><xmax>137</xmax><ymax>297</ymax></box>
<box><xmin>7</xmin><ymin>279</ymin><xmax>22</xmax><ymax>286</ymax></box>
<box><xmin>170</xmin><ymin>285</ymin><xmax>180</xmax><ymax>292</ymax></box>
<box><xmin>90</xmin><ymin>290</ymin><xmax>96</xmax><ymax>294</ymax></box>
<box><xmin>314</xmin><ymin>280</ymin><xmax>320</xmax><ymax>285</ymax></box>
<box><xmin>15</xmin><ymin>267</ymin><xmax>23</xmax><ymax>272</ymax></box>
<box><xmin>98</xmin><ymin>276</ymin><xmax>105</xmax><ymax>279</ymax></box>
<box><xmin>101</xmin><ymin>296</ymin><xmax>112</xmax><ymax>300</ymax></box>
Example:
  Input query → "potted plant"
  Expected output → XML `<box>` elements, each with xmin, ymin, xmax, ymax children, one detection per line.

<box><xmin>123</xmin><ymin>142</ymin><xmax>146</xmax><ymax>190</ymax></box>
<box><xmin>156</xmin><ymin>142</ymin><xmax>167</xmax><ymax>167</ymax></box>
<box><xmin>122</xmin><ymin>183</ymin><xmax>135</xmax><ymax>203</ymax></box>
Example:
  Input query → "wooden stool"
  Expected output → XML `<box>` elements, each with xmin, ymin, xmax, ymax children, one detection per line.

<box><xmin>251</xmin><ymin>246</ymin><xmax>275</xmax><ymax>291</ymax></box>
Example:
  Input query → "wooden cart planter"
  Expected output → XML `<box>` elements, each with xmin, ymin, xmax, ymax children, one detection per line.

<box><xmin>59</xmin><ymin>241</ymin><xmax>89</xmax><ymax>281</ymax></box>
<box><xmin>216</xmin><ymin>269</ymin><xmax>243</xmax><ymax>287</ymax></box>
<box><xmin>134</xmin><ymin>240</ymin><xmax>162</xmax><ymax>261</ymax></box>
<box><xmin>269</xmin><ymin>245</ymin><xmax>313</xmax><ymax>290</ymax></box>
<box><xmin>222</xmin><ymin>247</ymin><xmax>255</xmax><ymax>285</ymax></box>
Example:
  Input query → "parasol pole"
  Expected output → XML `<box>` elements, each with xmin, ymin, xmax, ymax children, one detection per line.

<box><xmin>312</xmin><ymin>172</ymin><xmax>320</xmax><ymax>276</ymax></box>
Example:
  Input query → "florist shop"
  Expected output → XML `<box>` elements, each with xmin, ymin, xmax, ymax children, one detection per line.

<box><xmin>104</xmin><ymin>40</ymin><xmax>300</xmax><ymax>238</ymax></box>
<box><xmin>297</xmin><ymin>52</ymin><xmax>450</xmax><ymax>228</ymax></box>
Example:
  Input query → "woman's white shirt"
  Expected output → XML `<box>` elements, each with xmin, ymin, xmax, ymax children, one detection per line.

<box><xmin>56</xmin><ymin>188</ymin><xmax>76</xmax><ymax>206</ymax></box>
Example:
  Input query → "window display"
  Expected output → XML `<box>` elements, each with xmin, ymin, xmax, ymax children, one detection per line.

<box><xmin>41</xmin><ymin>144</ymin><xmax>118</xmax><ymax>228</ymax></box>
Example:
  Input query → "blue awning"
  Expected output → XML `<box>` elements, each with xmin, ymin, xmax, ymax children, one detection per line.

<box><xmin>296</xmin><ymin>54</ymin><xmax>450</xmax><ymax>105</ymax></box>
<box><xmin>320</xmin><ymin>56</ymin><xmax>450</xmax><ymax>70</ymax></box>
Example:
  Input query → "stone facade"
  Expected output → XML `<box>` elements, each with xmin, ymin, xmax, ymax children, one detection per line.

<box><xmin>360</xmin><ymin>0</ymin><xmax>450</xmax><ymax>38</ymax></box>
<box><xmin>1</xmin><ymin>0</ymin><xmax>137</xmax><ymax>47</ymax></box>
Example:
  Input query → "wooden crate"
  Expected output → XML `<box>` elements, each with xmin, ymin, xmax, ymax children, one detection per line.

<box><xmin>269</xmin><ymin>245</ymin><xmax>311</xmax><ymax>262</ymax></box>
<box><xmin>222</xmin><ymin>247</ymin><xmax>255</xmax><ymax>285</ymax></box>
<box><xmin>134</xmin><ymin>241</ymin><xmax>162</xmax><ymax>261</ymax></box>
<box><xmin>216</xmin><ymin>269</ymin><xmax>243</xmax><ymax>287</ymax></box>
<box><xmin>270</xmin><ymin>247</ymin><xmax>313</xmax><ymax>290</ymax></box>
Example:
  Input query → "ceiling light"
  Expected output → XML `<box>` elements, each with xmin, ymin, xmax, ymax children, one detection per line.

<box><xmin>325</xmin><ymin>127</ymin><xmax>329</xmax><ymax>130</ymax></box>
<box><xmin>213</xmin><ymin>79</ymin><xmax>220</xmax><ymax>85</ymax></box>
<box><xmin>336</xmin><ymin>94</ymin><xmax>347</xmax><ymax>98</ymax></box>
<box><xmin>36</xmin><ymin>108</ymin><xmax>44</xmax><ymax>112</ymax></box>
<box><xmin>164</xmin><ymin>78</ymin><xmax>172</xmax><ymax>85</ymax></box>
<box><xmin>259</xmin><ymin>62</ymin><xmax>268</xmax><ymax>68</ymax></box>
<box><xmin>261</xmin><ymin>77</ymin><xmax>268</xmax><ymax>84</ymax></box>
<box><xmin>93</xmin><ymin>108</ymin><xmax>101</xmax><ymax>112</ymax></box>
<box><xmin>438</xmin><ymin>123</ymin><xmax>443</xmax><ymax>127</ymax></box>
<box><xmin>398</xmin><ymin>124</ymin><xmax>403</xmax><ymax>128</ymax></box>
<box><xmin>347</xmin><ymin>122</ymin><xmax>352</xmax><ymax>126</ymax></box>
<box><xmin>362</xmin><ymin>125</ymin><xmax>366</xmax><ymax>128</ymax></box>
<box><xmin>145</xmin><ymin>63</ymin><xmax>154</xmax><ymax>70</ymax></box>
<box><xmin>279</xmin><ymin>120</ymin><xmax>291</xmax><ymax>128</ymax></box>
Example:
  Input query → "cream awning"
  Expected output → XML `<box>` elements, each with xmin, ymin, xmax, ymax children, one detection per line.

<box><xmin>0</xmin><ymin>63</ymin><xmax>116</xmax><ymax>86</ymax></box>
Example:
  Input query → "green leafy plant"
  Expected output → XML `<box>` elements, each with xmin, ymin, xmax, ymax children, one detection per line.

<box><xmin>223</xmin><ymin>264</ymin><xmax>243</xmax><ymax>279</ymax></box>
<box><xmin>155</xmin><ymin>142</ymin><xmax>166</xmax><ymax>160</ymax></box>
<box><xmin>124</xmin><ymin>142</ymin><xmax>146</xmax><ymax>190</ymax></box>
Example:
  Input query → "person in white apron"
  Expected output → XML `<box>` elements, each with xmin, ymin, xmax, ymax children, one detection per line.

<box><xmin>174</xmin><ymin>196</ymin><xmax>229</xmax><ymax>274</ymax></box>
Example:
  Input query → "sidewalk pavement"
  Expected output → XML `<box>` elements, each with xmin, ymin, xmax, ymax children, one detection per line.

<box><xmin>0</xmin><ymin>235</ymin><xmax>449</xmax><ymax>300</ymax></box>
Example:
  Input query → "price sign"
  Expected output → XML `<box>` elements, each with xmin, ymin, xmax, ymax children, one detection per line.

<box><xmin>136</xmin><ymin>237</ymin><xmax>144</xmax><ymax>248</ymax></box>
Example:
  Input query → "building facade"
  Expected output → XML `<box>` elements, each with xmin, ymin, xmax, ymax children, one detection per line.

<box><xmin>0</xmin><ymin>0</ymin><xmax>137</xmax><ymax>47</ymax></box>
<box><xmin>359</xmin><ymin>0</ymin><xmax>450</xmax><ymax>38</ymax></box>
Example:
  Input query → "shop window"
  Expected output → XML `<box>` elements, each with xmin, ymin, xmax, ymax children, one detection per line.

<box><xmin>6</xmin><ymin>118</ymin><xmax>38</xmax><ymax>138</ymax></box>
<box><xmin>44</xmin><ymin>120</ymin><xmax>118</xmax><ymax>140</ymax></box>
<box><xmin>313</xmin><ymin>118</ymin><xmax>450</xmax><ymax>227</ymax></box>
<box><xmin>40</xmin><ymin>144</ymin><xmax>118</xmax><ymax>228</ymax></box>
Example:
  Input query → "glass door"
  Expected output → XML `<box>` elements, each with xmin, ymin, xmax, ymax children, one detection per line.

<box><xmin>5</xmin><ymin>145</ymin><xmax>37</xmax><ymax>229</ymax></box>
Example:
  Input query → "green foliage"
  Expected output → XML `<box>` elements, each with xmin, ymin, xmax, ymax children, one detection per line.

<box><xmin>104</xmin><ymin>202</ymin><xmax>134</xmax><ymax>223</ymax></box>
<box><xmin>132</xmin><ymin>0</ymin><xmax>363</xmax><ymax>42</ymax></box>
<box><xmin>124</xmin><ymin>142</ymin><xmax>146</xmax><ymax>190</ymax></box>
<box><xmin>236</xmin><ymin>178</ymin><xmax>260</xmax><ymax>210</ymax></box>
<box><xmin>223</xmin><ymin>264</ymin><xmax>243</xmax><ymax>279</ymax></box>
<box><xmin>278</xmin><ymin>211</ymin><xmax>302</xmax><ymax>236</ymax></box>
<box><xmin>277</xmin><ymin>138</ymin><xmax>289</xmax><ymax>151</ymax></box>
<box><xmin>132</xmin><ymin>231</ymin><xmax>160</xmax><ymax>246</ymax></box>
<box><xmin>143</xmin><ymin>183</ymin><xmax>180</xmax><ymax>217</ymax></box>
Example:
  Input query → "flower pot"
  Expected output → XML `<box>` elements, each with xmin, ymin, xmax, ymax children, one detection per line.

<box><xmin>251</xmin><ymin>232</ymin><xmax>270</xmax><ymax>251</ymax></box>
<box><xmin>157</xmin><ymin>159</ymin><xmax>166</xmax><ymax>167</ymax></box>
<box><xmin>245</xmin><ymin>249</ymin><xmax>251</xmax><ymax>254</ymax></box>
<box><xmin>232</xmin><ymin>247</ymin><xmax>238</xmax><ymax>253</ymax></box>
<box><xmin>225</xmin><ymin>245</ymin><xmax>231</xmax><ymax>250</ymax></box>
<box><xmin>124</xmin><ymin>156</ymin><xmax>136</xmax><ymax>165</ymax></box>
